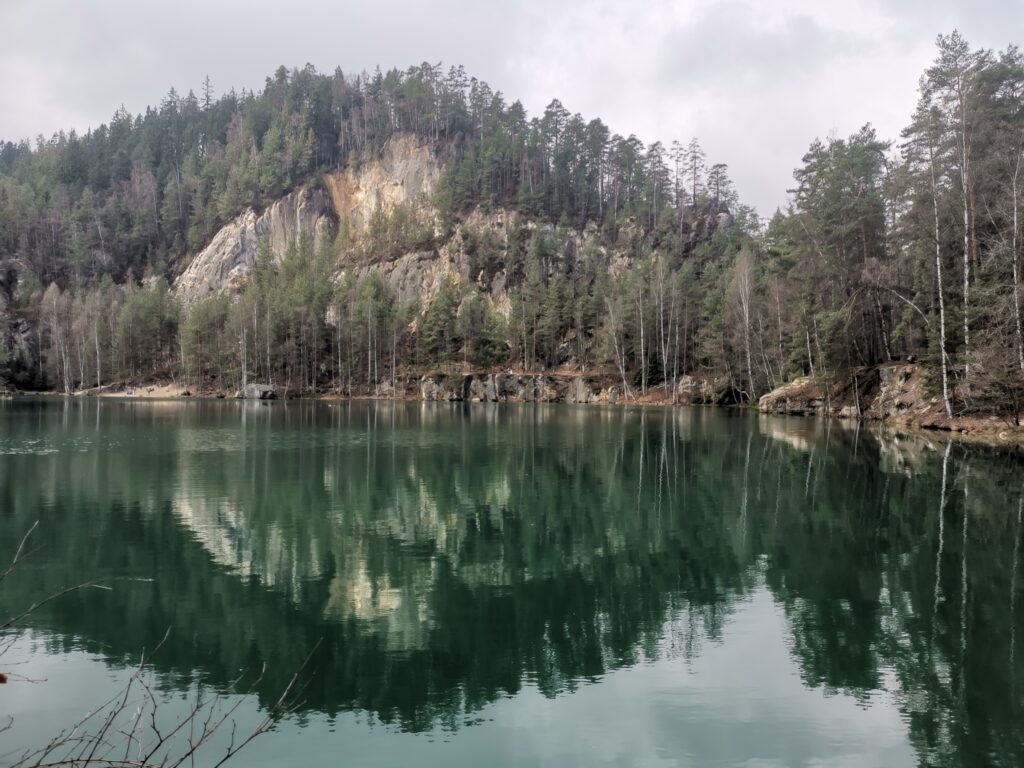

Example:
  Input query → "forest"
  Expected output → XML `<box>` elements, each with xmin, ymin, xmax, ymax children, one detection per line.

<box><xmin>1</xmin><ymin>31</ymin><xmax>1023</xmax><ymax>419</ymax></box>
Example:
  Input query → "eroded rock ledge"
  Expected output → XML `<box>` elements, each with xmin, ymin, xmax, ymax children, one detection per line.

<box><xmin>758</xmin><ymin>363</ymin><xmax>928</xmax><ymax>421</ymax></box>
<box><xmin>758</xmin><ymin>363</ymin><xmax>1024</xmax><ymax>441</ymax></box>
<box><xmin>420</xmin><ymin>373</ymin><xmax>617</xmax><ymax>404</ymax></box>
<box><xmin>416</xmin><ymin>371</ymin><xmax>733</xmax><ymax>405</ymax></box>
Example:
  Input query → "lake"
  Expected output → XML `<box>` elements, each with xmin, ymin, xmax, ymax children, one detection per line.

<box><xmin>0</xmin><ymin>398</ymin><xmax>1022</xmax><ymax>767</ymax></box>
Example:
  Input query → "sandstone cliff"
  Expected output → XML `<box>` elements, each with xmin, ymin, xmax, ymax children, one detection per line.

<box><xmin>758</xmin><ymin>363</ymin><xmax>1024</xmax><ymax>440</ymax></box>
<box><xmin>415</xmin><ymin>370</ymin><xmax>727</xmax><ymax>406</ymax></box>
<box><xmin>322</xmin><ymin>134</ymin><xmax>440</xmax><ymax>232</ymax></box>
<box><xmin>758</xmin><ymin>364</ymin><xmax>937</xmax><ymax>421</ymax></box>
<box><xmin>175</xmin><ymin>187</ymin><xmax>335</xmax><ymax>310</ymax></box>
<box><xmin>171</xmin><ymin>134</ymin><xmax>732</xmax><ymax>324</ymax></box>
<box><xmin>174</xmin><ymin>135</ymin><xmax>442</xmax><ymax>310</ymax></box>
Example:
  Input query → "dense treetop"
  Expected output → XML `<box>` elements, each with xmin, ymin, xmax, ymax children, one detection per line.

<box><xmin>0</xmin><ymin>62</ymin><xmax>742</xmax><ymax>288</ymax></box>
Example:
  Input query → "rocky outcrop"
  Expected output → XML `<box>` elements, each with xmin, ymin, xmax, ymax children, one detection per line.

<box><xmin>757</xmin><ymin>363</ymin><xmax>1024</xmax><ymax>441</ymax></box>
<box><xmin>419</xmin><ymin>373</ymin><xmax>621</xmax><ymax>404</ymax></box>
<box><xmin>342</xmin><ymin>208</ymin><xmax>519</xmax><ymax>315</ymax></box>
<box><xmin>171</xmin><ymin>132</ymin><xmax>735</xmax><ymax>333</ymax></box>
<box><xmin>323</xmin><ymin>134</ymin><xmax>440</xmax><ymax>232</ymax></box>
<box><xmin>1</xmin><ymin>316</ymin><xmax>42</xmax><ymax>391</ymax></box>
<box><xmin>415</xmin><ymin>371</ymin><xmax>737</xmax><ymax>406</ymax></box>
<box><xmin>238</xmin><ymin>383</ymin><xmax>277</xmax><ymax>400</ymax></box>
<box><xmin>175</xmin><ymin>187</ymin><xmax>335</xmax><ymax>309</ymax></box>
<box><xmin>758</xmin><ymin>376</ymin><xmax>828</xmax><ymax>416</ymax></box>
<box><xmin>174</xmin><ymin>135</ymin><xmax>442</xmax><ymax>311</ymax></box>
<box><xmin>675</xmin><ymin>374</ymin><xmax>719</xmax><ymax>405</ymax></box>
<box><xmin>758</xmin><ymin>363</ymin><xmax>946</xmax><ymax>424</ymax></box>
<box><xmin>352</xmin><ymin>249</ymin><xmax>456</xmax><ymax>308</ymax></box>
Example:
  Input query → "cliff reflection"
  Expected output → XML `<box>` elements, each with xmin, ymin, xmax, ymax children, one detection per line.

<box><xmin>0</xmin><ymin>399</ymin><xmax>1022</xmax><ymax>763</ymax></box>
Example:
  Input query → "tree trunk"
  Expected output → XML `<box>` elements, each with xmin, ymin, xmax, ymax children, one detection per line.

<box><xmin>1013</xmin><ymin>150</ymin><xmax>1024</xmax><ymax>374</ymax></box>
<box><xmin>930</xmin><ymin>144</ymin><xmax>954</xmax><ymax>420</ymax></box>
<box><xmin>958</xmin><ymin>88</ymin><xmax>972</xmax><ymax>382</ymax></box>
<box><xmin>94</xmin><ymin>322</ymin><xmax>101</xmax><ymax>388</ymax></box>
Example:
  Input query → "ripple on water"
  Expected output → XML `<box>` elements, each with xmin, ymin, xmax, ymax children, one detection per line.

<box><xmin>0</xmin><ymin>436</ymin><xmax>123</xmax><ymax>455</ymax></box>
<box><xmin>0</xmin><ymin>438</ymin><xmax>59</xmax><ymax>455</ymax></box>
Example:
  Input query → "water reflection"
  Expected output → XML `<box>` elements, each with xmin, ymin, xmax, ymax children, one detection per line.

<box><xmin>0</xmin><ymin>399</ymin><xmax>1022</xmax><ymax>765</ymax></box>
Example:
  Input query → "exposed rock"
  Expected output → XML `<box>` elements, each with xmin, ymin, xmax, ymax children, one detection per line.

<box><xmin>175</xmin><ymin>187</ymin><xmax>334</xmax><ymax>310</ymax></box>
<box><xmin>758</xmin><ymin>364</ymin><xmax>1024</xmax><ymax>442</ymax></box>
<box><xmin>1</xmin><ymin>316</ymin><xmax>42</xmax><ymax>391</ymax></box>
<box><xmin>419</xmin><ymin>375</ymin><xmax>454</xmax><ymax>402</ymax></box>
<box><xmin>323</xmin><ymin>135</ymin><xmax>440</xmax><ymax>232</ymax></box>
<box><xmin>566</xmin><ymin>377</ymin><xmax>591</xmax><ymax>404</ymax></box>
<box><xmin>759</xmin><ymin>363</ymin><xmax>931</xmax><ymax>422</ymax></box>
<box><xmin>675</xmin><ymin>374</ymin><xmax>718</xmax><ymax>405</ymax></box>
<box><xmin>758</xmin><ymin>376</ymin><xmax>826</xmax><ymax>416</ymax></box>
<box><xmin>174</xmin><ymin>135</ymin><xmax>450</xmax><ymax>314</ymax></box>
<box><xmin>468</xmin><ymin>376</ymin><xmax>489</xmax><ymax>402</ymax></box>
<box><xmin>168</xmin><ymin>133</ymin><xmax>738</xmax><ymax>396</ymax></box>
<box><xmin>239</xmin><ymin>383</ymin><xmax>277</xmax><ymax>400</ymax></box>
<box><xmin>417</xmin><ymin>372</ymin><xmax>611</xmax><ymax>404</ymax></box>
<box><xmin>354</xmin><ymin>250</ymin><xmax>454</xmax><ymax>308</ymax></box>
<box><xmin>865</xmin><ymin>364</ymin><xmax>921</xmax><ymax>420</ymax></box>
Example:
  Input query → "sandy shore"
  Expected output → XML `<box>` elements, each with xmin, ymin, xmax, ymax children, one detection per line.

<box><xmin>74</xmin><ymin>383</ymin><xmax>194</xmax><ymax>399</ymax></box>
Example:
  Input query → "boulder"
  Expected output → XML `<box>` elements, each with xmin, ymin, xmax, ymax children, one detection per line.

<box><xmin>239</xmin><ymin>383</ymin><xmax>277</xmax><ymax>400</ymax></box>
<box><xmin>419</xmin><ymin>375</ymin><xmax>461</xmax><ymax>401</ymax></box>
<box><xmin>758</xmin><ymin>363</ymin><xmax>925</xmax><ymax>422</ymax></box>
<box><xmin>567</xmin><ymin>377</ymin><xmax>592</xmax><ymax>404</ymax></box>
<box><xmin>758</xmin><ymin>376</ymin><xmax>824</xmax><ymax>415</ymax></box>
<box><xmin>676</xmin><ymin>374</ymin><xmax>716</xmax><ymax>405</ymax></box>
<box><xmin>467</xmin><ymin>377</ymin><xmax>484</xmax><ymax>402</ymax></box>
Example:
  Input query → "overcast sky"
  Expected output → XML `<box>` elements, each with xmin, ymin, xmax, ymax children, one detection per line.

<box><xmin>1</xmin><ymin>0</ymin><xmax>1022</xmax><ymax>214</ymax></box>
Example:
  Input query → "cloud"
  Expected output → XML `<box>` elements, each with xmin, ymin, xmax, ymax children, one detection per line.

<box><xmin>1</xmin><ymin>0</ymin><xmax>1021</xmax><ymax>214</ymax></box>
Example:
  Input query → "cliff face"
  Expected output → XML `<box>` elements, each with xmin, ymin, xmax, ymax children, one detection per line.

<box><xmin>758</xmin><ymin>364</ymin><xmax>930</xmax><ymax>421</ymax></box>
<box><xmin>171</xmin><ymin>134</ymin><xmax>731</xmax><ymax>322</ymax></box>
<box><xmin>419</xmin><ymin>372</ymin><xmax>618</xmax><ymax>404</ymax></box>
<box><xmin>756</xmin><ymin>363</ymin><xmax>1024</xmax><ymax>440</ymax></box>
<box><xmin>415</xmin><ymin>370</ymin><xmax>726</xmax><ymax>405</ymax></box>
<box><xmin>0</xmin><ymin>289</ymin><xmax>41</xmax><ymax>392</ymax></box>
<box><xmin>347</xmin><ymin>208</ymin><xmax>518</xmax><ymax>312</ymax></box>
<box><xmin>175</xmin><ymin>187</ymin><xmax>335</xmax><ymax>310</ymax></box>
<box><xmin>174</xmin><ymin>135</ymin><xmax>442</xmax><ymax>310</ymax></box>
<box><xmin>322</xmin><ymin>134</ymin><xmax>440</xmax><ymax>232</ymax></box>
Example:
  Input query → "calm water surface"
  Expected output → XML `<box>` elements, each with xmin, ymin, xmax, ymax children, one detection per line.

<box><xmin>0</xmin><ymin>399</ymin><xmax>1022</xmax><ymax>767</ymax></box>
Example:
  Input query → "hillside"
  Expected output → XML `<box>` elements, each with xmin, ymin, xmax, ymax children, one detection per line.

<box><xmin>0</xmin><ymin>63</ymin><xmax>746</xmax><ymax>398</ymax></box>
<box><xmin>2</xmin><ymin>36</ymin><xmax>1024</xmax><ymax>431</ymax></box>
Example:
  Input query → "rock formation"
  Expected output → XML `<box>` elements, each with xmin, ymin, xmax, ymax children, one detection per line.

<box><xmin>322</xmin><ymin>134</ymin><xmax>440</xmax><ymax>232</ymax></box>
<box><xmin>758</xmin><ymin>363</ymin><xmax>956</xmax><ymax>428</ymax></box>
<box><xmin>170</xmin><ymin>134</ymin><xmax>732</xmax><ymax>326</ymax></box>
<box><xmin>418</xmin><ymin>373</ymin><xmax>620</xmax><ymax>404</ymax></box>
<box><xmin>238</xmin><ymin>383</ymin><xmax>277</xmax><ymax>400</ymax></box>
<box><xmin>174</xmin><ymin>135</ymin><xmax>442</xmax><ymax>310</ymax></box>
<box><xmin>175</xmin><ymin>187</ymin><xmax>335</xmax><ymax>310</ymax></box>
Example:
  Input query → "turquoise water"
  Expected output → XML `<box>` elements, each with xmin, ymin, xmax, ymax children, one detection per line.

<box><xmin>1</xmin><ymin>398</ymin><xmax>1022</xmax><ymax>767</ymax></box>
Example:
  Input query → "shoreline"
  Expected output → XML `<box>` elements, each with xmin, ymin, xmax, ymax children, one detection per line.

<box><xmin>9</xmin><ymin>386</ymin><xmax>1024</xmax><ymax>449</ymax></box>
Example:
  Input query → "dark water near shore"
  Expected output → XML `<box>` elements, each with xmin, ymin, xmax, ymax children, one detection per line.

<box><xmin>1</xmin><ymin>398</ymin><xmax>1023</xmax><ymax>767</ymax></box>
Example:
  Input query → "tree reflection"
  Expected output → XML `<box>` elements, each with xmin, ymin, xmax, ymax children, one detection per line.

<box><xmin>0</xmin><ymin>399</ymin><xmax>1022</xmax><ymax>763</ymax></box>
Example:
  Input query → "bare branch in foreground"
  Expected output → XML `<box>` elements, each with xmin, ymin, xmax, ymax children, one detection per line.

<box><xmin>2</xmin><ymin>527</ymin><xmax>320</xmax><ymax>768</ymax></box>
